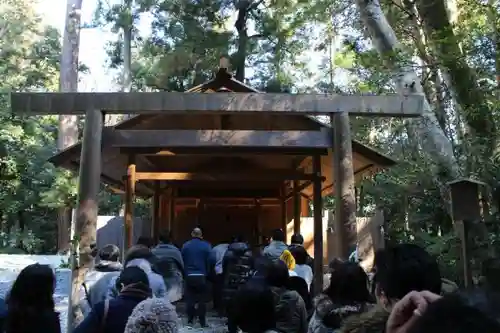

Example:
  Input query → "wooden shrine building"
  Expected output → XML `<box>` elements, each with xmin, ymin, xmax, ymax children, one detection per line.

<box><xmin>10</xmin><ymin>62</ymin><xmax>424</xmax><ymax>292</ymax></box>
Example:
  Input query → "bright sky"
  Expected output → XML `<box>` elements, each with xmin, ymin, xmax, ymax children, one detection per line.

<box><xmin>36</xmin><ymin>0</ymin><xmax>329</xmax><ymax>92</ymax></box>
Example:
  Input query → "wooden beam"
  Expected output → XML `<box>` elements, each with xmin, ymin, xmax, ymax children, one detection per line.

<box><xmin>293</xmin><ymin>180</ymin><xmax>301</xmax><ymax>235</ymax></box>
<box><xmin>285</xmin><ymin>180</ymin><xmax>313</xmax><ymax>199</ymax></box>
<box><xmin>120</xmin><ymin>147</ymin><xmax>328</xmax><ymax>156</ymax></box>
<box><xmin>11</xmin><ymin>92</ymin><xmax>424</xmax><ymax>116</ymax></box>
<box><xmin>332</xmin><ymin>113</ymin><xmax>357</xmax><ymax>260</ymax></box>
<box><xmin>135</xmin><ymin>171</ymin><xmax>320</xmax><ymax>182</ymax></box>
<box><xmin>152</xmin><ymin>182</ymin><xmax>160</xmax><ymax>242</ymax></box>
<box><xmin>71</xmin><ymin>109</ymin><xmax>103</xmax><ymax>330</ymax></box>
<box><xmin>312</xmin><ymin>155</ymin><xmax>323</xmax><ymax>295</ymax></box>
<box><xmin>169</xmin><ymin>189</ymin><xmax>176</xmax><ymax>240</ymax></box>
<box><xmin>108</xmin><ymin>129</ymin><xmax>331</xmax><ymax>149</ymax></box>
<box><xmin>124</xmin><ymin>155</ymin><xmax>136</xmax><ymax>251</ymax></box>
<box><xmin>281</xmin><ymin>184</ymin><xmax>287</xmax><ymax>241</ymax></box>
<box><xmin>177</xmin><ymin>187</ymin><xmax>281</xmax><ymax>199</ymax></box>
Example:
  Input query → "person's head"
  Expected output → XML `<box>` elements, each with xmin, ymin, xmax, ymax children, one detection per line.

<box><xmin>290</xmin><ymin>234</ymin><xmax>304</xmax><ymax>245</ymax></box>
<box><xmin>271</xmin><ymin>229</ymin><xmax>285</xmax><ymax>242</ymax></box>
<box><xmin>373</xmin><ymin>244</ymin><xmax>441</xmax><ymax>309</ymax></box>
<box><xmin>124</xmin><ymin>298</ymin><xmax>179</xmax><ymax>333</ymax></box>
<box><xmin>7</xmin><ymin>264</ymin><xmax>55</xmax><ymax>310</ymax></box>
<box><xmin>280</xmin><ymin>249</ymin><xmax>296</xmax><ymax>271</ymax></box>
<box><xmin>408</xmin><ymin>290</ymin><xmax>500</xmax><ymax>333</ymax></box>
<box><xmin>99</xmin><ymin>244</ymin><xmax>120</xmax><ymax>262</ymax></box>
<box><xmin>137</xmin><ymin>236</ymin><xmax>154</xmax><ymax>248</ymax></box>
<box><xmin>266</xmin><ymin>260</ymin><xmax>290</xmax><ymax>287</ymax></box>
<box><xmin>158</xmin><ymin>230</ymin><xmax>172</xmax><ymax>244</ymax></box>
<box><xmin>234</xmin><ymin>284</ymin><xmax>277</xmax><ymax>333</ymax></box>
<box><xmin>191</xmin><ymin>227</ymin><xmax>203</xmax><ymax>239</ymax></box>
<box><xmin>124</xmin><ymin>245</ymin><xmax>154</xmax><ymax>266</ymax></box>
<box><xmin>325</xmin><ymin>261</ymin><xmax>371</xmax><ymax>305</ymax></box>
<box><xmin>290</xmin><ymin>245</ymin><xmax>308</xmax><ymax>265</ymax></box>
<box><xmin>117</xmin><ymin>266</ymin><xmax>151</xmax><ymax>296</ymax></box>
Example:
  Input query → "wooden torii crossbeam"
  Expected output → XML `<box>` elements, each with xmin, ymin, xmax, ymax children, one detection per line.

<box><xmin>10</xmin><ymin>90</ymin><xmax>423</xmax><ymax>297</ymax></box>
<box><xmin>11</xmin><ymin>91</ymin><xmax>424</xmax><ymax>116</ymax></box>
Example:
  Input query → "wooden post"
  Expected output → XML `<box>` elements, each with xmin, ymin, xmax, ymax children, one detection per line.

<box><xmin>447</xmin><ymin>179</ymin><xmax>484</xmax><ymax>287</ymax></box>
<box><xmin>255</xmin><ymin>199</ymin><xmax>262</xmax><ymax>245</ymax></box>
<box><xmin>152</xmin><ymin>182</ymin><xmax>161</xmax><ymax>242</ymax></box>
<box><xmin>124</xmin><ymin>155</ymin><xmax>136</xmax><ymax>251</ymax></box>
<box><xmin>197</xmin><ymin>198</ymin><xmax>205</xmax><ymax>226</ymax></box>
<box><xmin>70</xmin><ymin>109</ymin><xmax>103</xmax><ymax>327</ymax></box>
<box><xmin>331</xmin><ymin>113</ymin><xmax>356</xmax><ymax>260</ymax></box>
<box><xmin>312</xmin><ymin>155</ymin><xmax>323</xmax><ymax>294</ymax></box>
<box><xmin>293</xmin><ymin>180</ymin><xmax>301</xmax><ymax>235</ymax></box>
<box><xmin>281</xmin><ymin>184</ymin><xmax>287</xmax><ymax>241</ymax></box>
<box><xmin>169</xmin><ymin>189</ymin><xmax>176</xmax><ymax>240</ymax></box>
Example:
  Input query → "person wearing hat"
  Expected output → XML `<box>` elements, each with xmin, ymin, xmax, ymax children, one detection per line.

<box><xmin>181</xmin><ymin>227</ymin><xmax>213</xmax><ymax>327</ymax></box>
<box><xmin>124</xmin><ymin>298</ymin><xmax>179</xmax><ymax>333</ymax></box>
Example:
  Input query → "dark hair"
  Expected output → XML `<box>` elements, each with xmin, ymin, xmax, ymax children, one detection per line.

<box><xmin>136</xmin><ymin>236</ymin><xmax>154</xmax><ymax>248</ymax></box>
<box><xmin>158</xmin><ymin>230</ymin><xmax>172</xmax><ymax>244</ymax></box>
<box><xmin>290</xmin><ymin>245</ymin><xmax>308</xmax><ymax>265</ymax></box>
<box><xmin>233</xmin><ymin>284</ymin><xmax>277</xmax><ymax>333</ymax></box>
<box><xmin>116</xmin><ymin>266</ymin><xmax>151</xmax><ymax>296</ymax></box>
<box><xmin>324</xmin><ymin>261</ymin><xmax>371</xmax><ymax>304</ymax></box>
<box><xmin>99</xmin><ymin>244</ymin><xmax>120</xmax><ymax>262</ymax></box>
<box><xmin>408</xmin><ymin>290</ymin><xmax>500</xmax><ymax>333</ymax></box>
<box><xmin>124</xmin><ymin>245</ymin><xmax>154</xmax><ymax>266</ymax></box>
<box><xmin>6</xmin><ymin>264</ymin><xmax>58</xmax><ymax>333</ymax></box>
<box><xmin>290</xmin><ymin>234</ymin><xmax>304</xmax><ymax>245</ymax></box>
<box><xmin>271</xmin><ymin>229</ymin><xmax>285</xmax><ymax>242</ymax></box>
<box><xmin>266</xmin><ymin>261</ymin><xmax>289</xmax><ymax>287</ymax></box>
<box><xmin>373</xmin><ymin>244</ymin><xmax>441</xmax><ymax>299</ymax></box>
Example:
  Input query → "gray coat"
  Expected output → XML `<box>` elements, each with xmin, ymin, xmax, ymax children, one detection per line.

<box><xmin>107</xmin><ymin>259</ymin><xmax>167</xmax><ymax>299</ymax></box>
<box><xmin>152</xmin><ymin>243</ymin><xmax>185</xmax><ymax>302</ymax></box>
<box><xmin>79</xmin><ymin>260</ymin><xmax>122</xmax><ymax>317</ymax></box>
<box><xmin>263</xmin><ymin>241</ymin><xmax>288</xmax><ymax>261</ymax></box>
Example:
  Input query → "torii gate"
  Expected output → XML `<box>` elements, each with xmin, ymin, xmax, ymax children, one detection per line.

<box><xmin>10</xmin><ymin>88</ymin><xmax>423</xmax><ymax>295</ymax></box>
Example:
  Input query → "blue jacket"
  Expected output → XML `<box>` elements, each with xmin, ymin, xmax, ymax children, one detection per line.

<box><xmin>181</xmin><ymin>238</ymin><xmax>212</xmax><ymax>276</ymax></box>
<box><xmin>73</xmin><ymin>289</ymin><xmax>149</xmax><ymax>333</ymax></box>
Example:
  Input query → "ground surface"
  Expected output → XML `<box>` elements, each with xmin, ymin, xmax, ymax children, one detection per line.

<box><xmin>176</xmin><ymin>302</ymin><xmax>228</xmax><ymax>333</ymax></box>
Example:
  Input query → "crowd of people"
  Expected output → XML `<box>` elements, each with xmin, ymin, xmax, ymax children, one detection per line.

<box><xmin>0</xmin><ymin>226</ymin><xmax>499</xmax><ymax>333</ymax></box>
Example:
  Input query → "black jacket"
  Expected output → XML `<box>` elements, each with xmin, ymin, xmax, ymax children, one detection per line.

<box><xmin>222</xmin><ymin>242</ymin><xmax>254</xmax><ymax>303</ymax></box>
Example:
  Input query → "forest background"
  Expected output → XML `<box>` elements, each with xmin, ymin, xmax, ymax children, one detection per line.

<box><xmin>0</xmin><ymin>0</ymin><xmax>498</xmax><ymax>284</ymax></box>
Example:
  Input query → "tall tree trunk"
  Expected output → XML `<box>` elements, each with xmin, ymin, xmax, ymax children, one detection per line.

<box><xmin>234</xmin><ymin>0</ymin><xmax>249</xmax><ymax>81</ymax></box>
<box><xmin>354</xmin><ymin>0</ymin><xmax>459</xmax><ymax>176</ymax></box>
<box><xmin>58</xmin><ymin>0</ymin><xmax>83</xmax><ymax>253</ymax></box>
<box><xmin>489</xmin><ymin>0</ymin><xmax>499</xmax><ymax>95</ymax></box>
<box><xmin>106</xmin><ymin>25</ymin><xmax>132</xmax><ymax>125</ymax></box>
<box><xmin>122</xmin><ymin>26</ymin><xmax>132</xmax><ymax>93</ymax></box>
<box><xmin>415</xmin><ymin>0</ymin><xmax>496</xmax><ymax>156</ymax></box>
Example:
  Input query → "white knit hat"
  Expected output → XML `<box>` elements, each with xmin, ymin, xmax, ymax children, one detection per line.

<box><xmin>124</xmin><ymin>298</ymin><xmax>179</xmax><ymax>333</ymax></box>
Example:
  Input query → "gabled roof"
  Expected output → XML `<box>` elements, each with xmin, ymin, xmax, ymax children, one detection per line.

<box><xmin>50</xmin><ymin>67</ymin><xmax>396</xmax><ymax>196</ymax></box>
